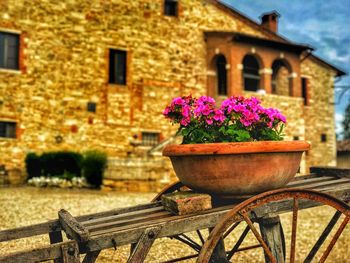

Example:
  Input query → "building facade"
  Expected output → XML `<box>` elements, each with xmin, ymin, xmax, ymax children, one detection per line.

<box><xmin>0</xmin><ymin>0</ymin><xmax>345</xmax><ymax>189</ymax></box>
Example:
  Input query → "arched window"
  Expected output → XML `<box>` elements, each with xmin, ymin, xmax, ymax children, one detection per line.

<box><xmin>271</xmin><ymin>59</ymin><xmax>292</xmax><ymax>96</ymax></box>
<box><xmin>216</xmin><ymin>55</ymin><xmax>227</xmax><ymax>96</ymax></box>
<box><xmin>242</xmin><ymin>55</ymin><xmax>260</xmax><ymax>91</ymax></box>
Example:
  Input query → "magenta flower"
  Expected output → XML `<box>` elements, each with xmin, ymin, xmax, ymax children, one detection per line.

<box><xmin>164</xmin><ymin>94</ymin><xmax>287</xmax><ymax>143</ymax></box>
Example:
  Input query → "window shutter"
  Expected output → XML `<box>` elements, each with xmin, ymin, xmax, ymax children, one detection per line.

<box><xmin>6</xmin><ymin>34</ymin><xmax>19</xmax><ymax>69</ymax></box>
<box><xmin>115</xmin><ymin>50</ymin><xmax>126</xmax><ymax>85</ymax></box>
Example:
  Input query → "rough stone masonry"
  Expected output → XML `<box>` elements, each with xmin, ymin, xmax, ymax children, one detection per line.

<box><xmin>0</xmin><ymin>0</ymin><xmax>343</xmax><ymax>190</ymax></box>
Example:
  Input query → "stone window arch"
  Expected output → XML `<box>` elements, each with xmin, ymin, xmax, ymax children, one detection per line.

<box><xmin>214</xmin><ymin>54</ymin><xmax>227</xmax><ymax>96</ymax></box>
<box><xmin>242</xmin><ymin>55</ymin><xmax>261</xmax><ymax>92</ymax></box>
<box><xmin>271</xmin><ymin>59</ymin><xmax>292</xmax><ymax>96</ymax></box>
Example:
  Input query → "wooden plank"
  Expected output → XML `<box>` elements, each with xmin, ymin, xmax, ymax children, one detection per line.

<box><xmin>286</xmin><ymin>178</ymin><xmax>350</xmax><ymax>190</ymax></box>
<box><xmin>61</xmin><ymin>241</ymin><xmax>80</xmax><ymax>263</ymax></box>
<box><xmin>0</xmin><ymin>220</ymin><xmax>60</xmax><ymax>242</ymax></box>
<box><xmin>89</xmin><ymin>204</ymin><xmax>235</xmax><ymax>237</ymax></box>
<box><xmin>291</xmin><ymin>174</ymin><xmax>319</xmax><ymax>181</ymax></box>
<box><xmin>127</xmin><ymin>226</ymin><xmax>161</xmax><ymax>263</ymax></box>
<box><xmin>59</xmin><ymin>209</ymin><xmax>89</xmax><ymax>242</ymax></box>
<box><xmin>0</xmin><ymin>240</ymin><xmax>74</xmax><ymax>263</ymax></box>
<box><xmin>310</xmin><ymin>167</ymin><xmax>350</xmax><ymax>178</ymax></box>
<box><xmin>82</xmin><ymin>251</ymin><xmax>100</xmax><ymax>263</ymax></box>
<box><xmin>81</xmin><ymin>206</ymin><xmax>165</xmax><ymax>227</ymax></box>
<box><xmin>49</xmin><ymin>230</ymin><xmax>64</xmax><ymax>263</ymax></box>
<box><xmin>258</xmin><ymin>216</ymin><xmax>285</xmax><ymax>263</ymax></box>
<box><xmin>86</xmin><ymin>211</ymin><xmax>171</xmax><ymax>232</ymax></box>
<box><xmin>84</xmin><ymin>208</ymin><xmax>233</xmax><ymax>252</ymax></box>
<box><xmin>287</xmin><ymin>176</ymin><xmax>334</xmax><ymax>187</ymax></box>
<box><xmin>77</xmin><ymin>202</ymin><xmax>162</xmax><ymax>222</ymax></box>
<box><xmin>0</xmin><ymin>202</ymin><xmax>162</xmax><ymax>243</ymax></box>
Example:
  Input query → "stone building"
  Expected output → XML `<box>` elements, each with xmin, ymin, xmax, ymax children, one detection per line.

<box><xmin>0</xmin><ymin>0</ymin><xmax>345</xmax><ymax>190</ymax></box>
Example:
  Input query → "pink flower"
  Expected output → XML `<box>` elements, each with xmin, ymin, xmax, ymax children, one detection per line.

<box><xmin>206</xmin><ymin>119</ymin><xmax>213</xmax><ymax>125</ymax></box>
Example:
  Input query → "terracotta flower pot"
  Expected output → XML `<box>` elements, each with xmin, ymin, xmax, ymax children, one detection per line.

<box><xmin>163</xmin><ymin>141</ymin><xmax>310</xmax><ymax>195</ymax></box>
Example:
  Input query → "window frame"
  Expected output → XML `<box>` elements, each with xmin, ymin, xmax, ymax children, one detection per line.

<box><xmin>242</xmin><ymin>56</ymin><xmax>261</xmax><ymax>92</ymax></box>
<box><xmin>0</xmin><ymin>31</ymin><xmax>20</xmax><ymax>71</ymax></box>
<box><xmin>141</xmin><ymin>132</ymin><xmax>160</xmax><ymax>147</ymax></box>
<box><xmin>108</xmin><ymin>49</ymin><xmax>127</xmax><ymax>86</ymax></box>
<box><xmin>0</xmin><ymin>121</ymin><xmax>17</xmax><ymax>139</ymax></box>
<box><xmin>164</xmin><ymin>0</ymin><xmax>179</xmax><ymax>17</ymax></box>
<box><xmin>216</xmin><ymin>55</ymin><xmax>227</xmax><ymax>96</ymax></box>
<box><xmin>301</xmin><ymin>77</ymin><xmax>310</xmax><ymax>106</ymax></box>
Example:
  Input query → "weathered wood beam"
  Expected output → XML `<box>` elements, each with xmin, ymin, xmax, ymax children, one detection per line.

<box><xmin>0</xmin><ymin>202</ymin><xmax>161</xmax><ymax>243</ymax></box>
<box><xmin>259</xmin><ymin>216</ymin><xmax>285</xmax><ymax>263</ymax></box>
<box><xmin>59</xmin><ymin>209</ymin><xmax>89</xmax><ymax>242</ymax></box>
<box><xmin>0</xmin><ymin>240</ymin><xmax>75</xmax><ymax>263</ymax></box>
<box><xmin>310</xmin><ymin>167</ymin><xmax>350</xmax><ymax>178</ymax></box>
<box><xmin>49</xmin><ymin>229</ymin><xmax>64</xmax><ymax>263</ymax></box>
<box><xmin>127</xmin><ymin>226</ymin><xmax>161</xmax><ymax>263</ymax></box>
<box><xmin>82</xmin><ymin>251</ymin><xmax>100</xmax><ymax>263</ymax></box>
<box><xmin>61</xmin><ymin>241</ymin><xmax>80</xmax><ymax>263</ymax></box>
<box><xmin>0</xmin><ymin>220</ymin><xmax>60</xmax><ymax>242</ymax></box>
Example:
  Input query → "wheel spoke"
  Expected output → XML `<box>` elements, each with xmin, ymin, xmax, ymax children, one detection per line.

<box><xmin>227</xmin><ymin>225</ymin><xmax>250</xmax><ymax>260</ymax></box>
<box><xmin>290</xmin><ymin>197</ymin><xmax>299</xmax><ymax>263</ymax></box>
<box><xmin>172</xmin><ymin>235</ymin><xmax>201</xmax><ymax>252</ymax></box>
<box><xmin>304</xmin><ymin>211</ymin><xmax>342</xmax><ymax>263</ymax></box>
<box><xmin>161</xmin><ymin>253</ymin><xmax>198</xmax><ymax>263</ymax></box>
<box><xmin>319</xmin><ymin>216</ymin><xmax>350</xmax><ymax>263</ymax></box>
<box><xmin>179</xmin><ymin>233</ymin><xmax>202</xmax><ymax>249</ymax></box>
<box><xmin>239</xmin><ymin>212</ymin><xmax>276</xmax><ymax>263</ymax></box>
<box><xmin>223</xmin><ymin>221</ymin><xmax>241</xmax><ymax>239</ymax></box>
<box><xmin>196</xmin><ymin>230</ymin><xmax>205</xmax><ymax>245</ymax></box>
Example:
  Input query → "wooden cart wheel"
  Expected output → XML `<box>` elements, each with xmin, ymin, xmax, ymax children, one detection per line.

<box><xmin>197</xmin><ymin>188</ymin><xmax>350</xmax><ymax>263</ymax></box>
<box><xmin>151</xmin><ymin>182</ymin><xmax>285</xmax><ymax>263</ymax></box>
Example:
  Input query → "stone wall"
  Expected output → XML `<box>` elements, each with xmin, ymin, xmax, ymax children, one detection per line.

<box><xmin>0</xmin><ymin>0</ymin><xmax>339</xmax><ymax>189</ymax></box>
<box><xmin>301</xmin><ymin>58</ymin><xmax>337</xmax><ymax>169</ymax></box>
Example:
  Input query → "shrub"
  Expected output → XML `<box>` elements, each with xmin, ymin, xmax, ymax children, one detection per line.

<box><xmin>82</xmin><ymin>150</ymin><xmax>107</xmax><ymax>188</ymax></box>
<box><xmin>25</xmin><ymin>153</ymin><xmax>41</xmax><ymax>179</ymax></box>
<box><xmin>40</xmin><ymin>151</ymin><xmax>83</xmax><ymax>177</ymax></box>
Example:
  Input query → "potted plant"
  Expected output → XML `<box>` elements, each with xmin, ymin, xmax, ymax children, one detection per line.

<box><xmin>162</xmin><ymin>95</ymin><xmax>310</xmax><ymax>195</ymax></box>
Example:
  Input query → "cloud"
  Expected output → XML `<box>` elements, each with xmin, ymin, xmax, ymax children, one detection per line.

<box><xmin>335</xmin><ymin>113</ymin><xmax>344</xmax><ymax>123</ymax></box>
<box><xmin>335</xmin><ymin>113</ymin><xmax>345</xmax><ymax>136</ymax></box>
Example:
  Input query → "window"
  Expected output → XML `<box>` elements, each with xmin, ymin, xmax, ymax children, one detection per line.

<box><xmin>321</xmin><ymin>134</ymin><xmax>327</xmax><ymax>143</ymax></box>
<box><xmin>142</xmin><ymin>132</ymin><xmax>159</xmax><ymax>146</ymax></box>
<box><xmin>0</xmin><ymin>32</ymin><xmax>19</xmax><ymax>70</ymax></box>
<box><xmin>87</xmin><ymin>102</ymin><xmax>96</xmax><ymax>113</ymax></box>
<box><xmin>242</xmin><ymin>55</ymin><xmax>260</xmax><ymax>92</ymax></box>
<box><xmin>109</xmin><ymin>49</ymin><xmax>127</xmax><ymax>85</ymax></box>
<box><xmin>271</xmin><ymin>59</ymin><xmax>291</xmax><ymax>96</ymax></box>
<box><xmin>216</xmin><ymin>55</ymin><xmax>227</xmax><ymax>95</ymax></box>
<box><xmin>301</xmin><ymin>77</ymin><xmax>310</xmax><ymax>106</ymax></box>
<box><xmin>164</xmin><ymin>0</ymin><xmax>178</xmax><ymax>17</ymax></box>
<box><xmin>0</xmin><ymin>121</ymin><xmax>16</xmax><ymax>138</ymax></box>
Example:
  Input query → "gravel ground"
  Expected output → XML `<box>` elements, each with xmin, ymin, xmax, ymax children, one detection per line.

<box><xmin>0</xmin><ymin>187</ymin><xmax>349</xmax><ymax>262</ymax></box>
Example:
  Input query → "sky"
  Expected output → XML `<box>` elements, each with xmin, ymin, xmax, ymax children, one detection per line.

<box><xmin>221</xmin><ymin>0</ymin><xmax>350</xmax><ymax>138</ymax></box>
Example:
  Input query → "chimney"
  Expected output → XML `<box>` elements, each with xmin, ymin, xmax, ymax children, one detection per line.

<box><xmin>260</xmin><ymin>11</ymin><xmax>280</xmax><ymax>33</ymax></box>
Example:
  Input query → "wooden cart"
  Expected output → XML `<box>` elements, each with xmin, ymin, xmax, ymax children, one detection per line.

<box><xmin>0</xmin><ymin>167</ymin><xmax>349</xmax><ymax>263</ymax></box>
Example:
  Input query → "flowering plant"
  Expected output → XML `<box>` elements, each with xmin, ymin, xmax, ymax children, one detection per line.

<box><xmin>163</xmin><ymin>95</ymin><xmax>286</xmax><ymax>144</ymax></box>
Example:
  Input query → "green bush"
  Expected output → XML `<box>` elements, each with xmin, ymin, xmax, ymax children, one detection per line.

<box><xmin>82</xmin><ymin>150</ymin><xmax>107</xmax><ymax>188</ymax></box>
<box><xmin>40</xmin><ymin>151</ymin><xmax>83</xmax><ymax>177</ymax></box>
<box><xmin>25</xmin><ymin>152</ymin><xmax>41</xmax><ymax>179</ymax></box>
